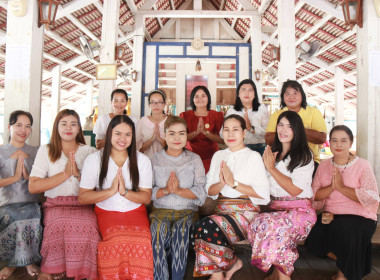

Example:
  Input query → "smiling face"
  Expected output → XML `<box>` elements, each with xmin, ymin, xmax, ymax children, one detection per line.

<box><xmin>238</xmin><ymin>83</ymin><xmax>255</xmax><ymax>107</ymax></box>
<box><xmin>9</xmin><ymin>114</ymin><xmax>32</xmax><ymax>144</ymax></box>
<box><xmin>193</xmin><ymin>89</ymin><xmax>209</xmax><ymax>109</ymax></box>
<box><xmin>222</xmin><ymin>118</ymin><xmax>246</xmax><ymax>151</ymax></box>
<box><xmin>58</xmin><ymin>115</ymin><xmax>80</xmax><ymax>142</ymax></box>
<box><xmin>111</xmin><ymin>122</ymin><xmax>133</xmax><ymax>152</ymax></box>
<box><xmin>276</xmin><ymin>117</ymin><xmax>294</xmax><ymax>144</ymax></box>
<box><xmin>165</xmin><ymin>123</ymin><xmax>187</xmax><ymax>152</ymax></box>
<box><xmin>330</xmin><ymin>130</ymin><xmax>352</xmax><ymax>157</ymax></box>
<box><xmin>283</xmin><ymin>87</ymin><xmax>303</xmax><ymax>111</ymax></box>
<box><xmin>111</xmin><ymin>92</ymin><xmax>128</xmax><ymax>115</ymax></box>
<box><xmin>149</xmin><ymin>93</ymin><xmax>165</xmax><ymax>114</ymax></box>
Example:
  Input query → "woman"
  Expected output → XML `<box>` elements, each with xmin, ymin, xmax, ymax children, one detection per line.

<box><xmin>191</xmin><ymin>114</ymin><xmax>270</xmax><ymax>280</ymax></box>
<box><xmin>0</xmin><ymin>111</ymin><xmax>41</xmax><ymax>279</ymax></box>
<box><xmin>248</xmin><ymin>111</ymin><xmax>316</xmax><ymax>280</ymax></box>
<box><xmin>94</xmin><ymin>88</ymin><xmax>138</xmax><ymax>149</ymax></box>
<box><xmin>136</xmin><ymin>90</ymin><xmax>167</xmax><ymax>158</ymax></box>
<box><xmin>306</xmin><ymin>125</ymin><xmax>379</xmax><ymax>280</ymax></box>
<box><xmin>180</xmin><ymin>86</ymin><xmax>224</xmax><ymax>173</ymax></box>
<box><xmin>79</xmin><ymin>115</ymin><xmax>154</xmax><ymax>280</ymax></box>
<box><xmin>225</xmin><ymin>79</ymin><xmax>269</xmax><ymax>155</ymax></box>
<box><xmin>150</xmin><ymin>116</ymin><xmax>207</xmax><ymax>280</ymax></box>
<box><xmin>29</xmin><ymin>109</ymin><xmax>99</xmax><ymax>280</ymax></box>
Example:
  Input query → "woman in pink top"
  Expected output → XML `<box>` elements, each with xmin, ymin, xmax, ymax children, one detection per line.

<box><xmin>306</xmin><ymin>125</ymin><xmax>379</xmax><ymax>280</ymax></box>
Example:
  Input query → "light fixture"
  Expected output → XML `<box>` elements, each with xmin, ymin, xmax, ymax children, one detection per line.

<box><xmin>255</xmin><ymin>69</ymin><xmax>261</xmax><ymax>81</ymax></box>
<box><xmin>270</xmin><ymin>46</ymin><xmax>280</xmax><ymax>61</ymax></box>
<box><xmin>115</xmin><ymin>46</ymin><xmax>126</xmax><ymax>61</ymax></box>
<box><xmin>131</xmin><ymin>70</ymin><xmax>137</xmax><ymax>82</ymax></box>
<box><xmin>341</xmin><ymin>0</ymin><xmax>363</xmax><ymax>28</ymax></box>
<box><xmin>10</xmin><ymin>0</ymin><xmax>28</xmax><ymax>17</ymax></box>
<box><xmin>38</xmin><ymin>0</ymin><xmax>61</xmax><ymax>29</ymax></box>
<box><xmin>375</xmin><ymin>0</ymin><xmax>380</xmax><ymax>18</ymax></box>
<box><xmin>195</xmin><ymin>59</ymin><xmax>202</xmax><ymax>71</ymax></box>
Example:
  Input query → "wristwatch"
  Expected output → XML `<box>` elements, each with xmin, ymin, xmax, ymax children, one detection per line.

<box><xmin>163</xmin><ymin>189</ymin><xmax>169</xmax><ymax>196</ymax></box>
<box><xmin>233</xmin><ymin>181</ymin><xmax>239</xmax><ymax>189</ymax></box>
<box><xmin>251</xmin><ymin>125</ymin><xmax>255</xmax><ymax>133</ymax></box>
<box><xmin>122</xmin><ymin>188</ymin><xmax>128</xmax><ymax>196</ymax></box>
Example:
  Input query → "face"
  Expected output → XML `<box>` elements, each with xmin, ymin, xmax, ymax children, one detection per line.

<box><xmin>276</xmin><ymin>117</ymin><xmax>294</xmax><ymax>144</ymax></box>
<box><xmin>238</xmin><ymin>83</ymin><xmax>255</xmax><ymax>105</ymax></box>
<box><xmin>58</xmin><ymin>115</ymin><xmax>80</xmax><ymax>142</ymax></box>
<box><xmin>149</xmin><ymin>93</ymin><xmax>165</xmax><ymax>113</ymax></box>
<box><xmin>193</xmin><ymin>89</ymin><xmax>208</xmax><ymax>108</ymax></box>
<box><xmin>111</xmin><ymin>122</ymin><xmax>133</xmax><ymax>152</ymax></box>
<box><xmin>330</xmin><ymin>130</ymin><xmax>353</xmax><ymax>157</ymax></box>
<box><xmin>283</xmin><ymin>87</ymin><xmax>303</xmax><ymax>110</ymax></box>
<box><xmin>165</xmin><ymin>123</ymin><xmax>187</xmax><ymax>151</ymax></box>
<box><xmin>222</xmin><ymin>118</ymin><xmax>246</xmax><ymax>149</ymax></box>
<box><xmin>112</xmin><ymin>92</ymin><xmax>128</xmax><ymax>115</ymax></box>
<box><xmin>9</xmin><ymin>115</ymin><xmax>32</xmax><ymax>143</ymax></box>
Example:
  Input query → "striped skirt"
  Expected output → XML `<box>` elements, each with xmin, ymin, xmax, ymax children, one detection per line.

<box><xmin>0</xmin><ymin>202</ymin><xmax>42</xmax><ymax>266</ymax></box>
<box><xmin>96</xmin><ymin>205</ymin><xmax>154</xmax><ymax>280</ymax></box>
<box><xmin>191</xmin><ymin>196</ymin><xmax>260</xmax><ymax>276</ymax></box>
<box><xmin>41</xmin><ymin>196</ymin><xmax>100</xmax><ymax>280</ymax></box>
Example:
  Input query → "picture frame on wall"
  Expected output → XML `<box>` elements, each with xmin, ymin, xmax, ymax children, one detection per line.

<box><xmin>96</xmin><ymin>64</ymin><xmax>117</xmax><ymax>80</ymax></box>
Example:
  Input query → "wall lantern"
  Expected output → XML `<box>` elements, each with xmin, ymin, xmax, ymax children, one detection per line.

<box><xmin>131</xmin><ymin>70</ymin><xmax>137</xmax><ymax>82</ymax></box>
<box><xmin>270</xmin><ymin>46</ymin><xmax>280</xmax><ymax>62</ymax></box>
<box><xmin>115</xmin><ymin>46</ymin><xmax>126</xmax><ymax>61</ymax></box>
<box><xmin>38</xmin><ymin>0</ymin><xmax>60</xmax><ymax>29</ymax></box>
<box><xmin>341</xmin><ymin>0</ymin><xmax>363</xmax><ymax>28</ymax></box>
<box><xmin>374</xmin><ymin>0</ymin><xmax>380</xmax><ymax>18</ymax></box>
<box><xmin>195</xmin><ymin>59</ymin><xmax>202</xmax><ymax>71</ymax></box>
<box><xmin>254</xmin><ymin>69</ymin><xmax>261</xmax><ymax>81</ymax></box>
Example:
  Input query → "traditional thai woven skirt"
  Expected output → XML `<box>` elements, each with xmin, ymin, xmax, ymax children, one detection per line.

<box><xmin>248</xmin><ymin>197</ymin><xmax>316</xmax><ymax>276</ymax></box>
<box><xmin>95</xmin><ymin>204</ymin><xmax>154</xmax><ymax>280</ymax></box>
<box><xmin>0</xmin><ymin>202</ymin><xmax>42</xmax><ymax>266</ymax></box>
<box><xmin>191</xmin><ymin>195</ymin><xmax>260</xmax><ymax>276</ymax></box>
<box><xmin>40</xmin><ymin>196</ymin><xmax>99</xmax><ymax>280</ymax></box>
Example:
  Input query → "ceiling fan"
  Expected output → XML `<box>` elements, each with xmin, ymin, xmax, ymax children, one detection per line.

<box><xmin>78</xmin><ymin>34</ymin><xmax>100</xmax><ymax>60</ymax></box>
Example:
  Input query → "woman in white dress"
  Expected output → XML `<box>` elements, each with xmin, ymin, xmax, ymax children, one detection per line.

<box><xmin>136</xmin><ymin>90</ymin><xmax>167</xmax><ymax>158</ymax></box>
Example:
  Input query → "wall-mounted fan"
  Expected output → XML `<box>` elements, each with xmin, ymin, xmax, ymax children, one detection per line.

<box><xmin>267</xmin><ymin>67</ymin><xmax>278</xmax><ymax>81</ymax></box>
<box><xmin>78</xmin><ymin>34</ymin><xmax>100</xmax><ymax>60</ymax></box>
<box><xmin>118</xmin><ymin>69</ymin><xmax>130</xmax><ymax>82</ymax></box>
<box><xmin>298</xmin><ymin>41</ymin><xmax>321</xmax><ymax>62</ymax></box>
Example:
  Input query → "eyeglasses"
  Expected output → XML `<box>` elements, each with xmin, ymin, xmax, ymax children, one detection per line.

<box><xmin>149</xmin><ymin>101</ymin><xmax>165</xmax><ymax>106</ymax></box>
<box><xmin>277</xmin><ymin>123</ymin><xmax>291</xmax><ymax>129</ymax></box>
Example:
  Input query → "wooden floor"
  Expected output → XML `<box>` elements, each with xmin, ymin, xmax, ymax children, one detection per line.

<box><xmin>2</xmin><ymin>245</ymin><xmax>380</xmax><ymax>280</ymax></box>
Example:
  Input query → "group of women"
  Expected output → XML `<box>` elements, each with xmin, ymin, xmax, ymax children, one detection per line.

<box><xmin>0</xmin><ymin>79</ymin><xmax>378</xmax><ymax>280</ymax></box>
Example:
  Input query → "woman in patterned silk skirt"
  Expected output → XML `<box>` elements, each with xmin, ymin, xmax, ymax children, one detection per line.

<box><xmin>0</xmin><ymin>111</ymin><xmax>41</xmax><ymax>279</ymax></box>
<box><xmin>79</xmin><ymin>115</ymin><xmax>154</xmax><ymax>280</ymax></box>
<box><xmin>149</xmin><ymin>116</ymin><xmax>207</xmax><ymax>280</ymax></box>
<box><xmin>191</xmin><ymin>114</ymin><xmax>270</xmax><ymax>280</ymax></box>
<box><xmin>248</xmin><ymin>111</ymin><xmax>316</xmax><ymax>280</ymax></box>
<box><xmin>29</xmin><ymin>109</ymin><xmax>99</xmax><ymax>280</ymax></box>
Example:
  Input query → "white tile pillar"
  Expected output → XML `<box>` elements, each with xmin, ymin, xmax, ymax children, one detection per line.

<box><xmin>97</xmin><ymin>0</ymin><xmax>120</xmax><ymax>115</ymax></box>
<box><xmin>50</xmin><ymin>65</ymin><xmax>62</xmax><ymax>126</ymax></box>
<box><xmin>251</xmin><ymin>13</ymin><xmax>262</xmax><ymax>102</ymax></box>
<box><xmin>85</xmin><ymin>80</ymin><xmax>94</xmax><ymax>116</ymax></box>
<box><xmin>356</xmin><ymin>0</ymin><xmax>380</xmax><ymax>188</ymax></box>
<box><xmin>277</xmin><ymin>0</ymin><xmax>296</xmax><ymax>85</ymax></box>
<box><xmin>334</xmin><ymin>67</ymin><xmax>344</xmax><ymax>125</ymax></box>
<box><xmin>130</xmin><ymin>14</ymin><xmax>144</xmax><ymax>118</ymax></box>
<box><xmin>3</xmin><ymin>0</ymin><xmax>43</xmax><ymax>145</ymax></box>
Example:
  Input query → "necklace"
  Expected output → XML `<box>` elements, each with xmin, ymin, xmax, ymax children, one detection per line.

<box><xmin>332</xmin><ymin>154</ymin><xmax>351</xmax><ymax>174</ymax></box>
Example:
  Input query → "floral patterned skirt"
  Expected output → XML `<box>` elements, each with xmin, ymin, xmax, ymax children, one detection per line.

<box><xmin>191</xmin><ymin>196</ymin><xmax>260</xmax><ymax>276</ymax></box>
<box><xmin>248</xmin><ymin>198</ymin><xmax>316</xmax><ymax>276</ymax></box>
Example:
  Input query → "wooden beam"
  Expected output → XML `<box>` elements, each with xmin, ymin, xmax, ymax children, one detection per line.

<box><xmin>237</xmin><ymin>0</ymin><xmax>257</xmax><ymax>11</ymax></box>
<box><xmin>302</xmin><ymin>0</ymin><xmax>344</xmax><ymax>22</ymax></box>
<box><xmin>258</xmin><ymin>0</ymin><xmax>272</xmax><ymax>14</ymax></box>
<box><xmin>125</xmin><ymin>0</ymin><xmax>137</xmax><ymax>14</ymax></box>
<box><xmin>56</xmin><ymin>0</ymin><xmax>99</xmax><ymax>20</ymax></box>
<box><xmin>295</xmin><ymin>14</ymin><xmax>332</xmax><ymax>46</ymax></box>
<box><xmin>140</xmin><ymin>0</ymin><xmax>158</xmax><ymax>10</ymax></box>
<box><xmin>135</xmin><ymin>9</ymin><xmax>259</xmax><ymax>18</ymax></box>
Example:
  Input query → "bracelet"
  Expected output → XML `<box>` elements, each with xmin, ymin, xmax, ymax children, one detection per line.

<box><xmin>63</xmin><ymin>171</ymin><xmax>69</xmax><ymax>179</ymax></box>
<box><xmin>122</xmin><ymin>189</ymin><xmax>128</xmax><ymax>196</ymax></box>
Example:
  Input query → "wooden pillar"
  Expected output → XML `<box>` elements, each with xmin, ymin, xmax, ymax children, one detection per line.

<box><xmin>251</xmin><ymin>14</ymin><xmax>262</xmax><ymax>102</ymax></box>
<box><xmin>334</xmin><ymin>67</ymin><xmax>344</xmax><ymax>125</ymax></box>
<box><xmin>97</xmin><ymin>0</ymin><xmax>120</xmax><ymax>115</ymax></box>
<box><xmin>3</xmin><ymin>0</ymin><xmax>43</xmax><ymax>145</ymax></box>
<box><xmin>50</xmin><ymin>65</ymin><xmax>62</xmax><ymax>125</ymax></box>
<box><xmin>277</xmin><ymin>0</ymin><xmax>296</xmax><ymax>86</ymax></box>
<box><xmin>85</xmin><ymin>80</ymin><xmax>94</xmax><ymax>116</ymax></box>
<box><xmin>131</xmin><ymin>14</ymin><xmax>144</xmax><ymax>118</ymax></box>
<box><xmin>356</xmin><ymin>0</ymin><xmax>380</xmax><ymax>188</ymax></box>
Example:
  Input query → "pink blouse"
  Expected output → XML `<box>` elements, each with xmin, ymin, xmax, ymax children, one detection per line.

<box><xmin>312</xmin><ymin>157</ymin><xmax>379</xmax><ymax>221</ymax></box>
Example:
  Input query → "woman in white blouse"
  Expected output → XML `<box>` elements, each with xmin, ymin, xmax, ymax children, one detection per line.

<box><xmin>79</xmin><ymin>115</ymin><xmax>154</xmax><ymax>280</ymax></box>
<box><xmin>93</xmin><ymin>89</ymin><xmax>138</xmax><ymax>149</ymax></box>
<box><xmin>191</xmin><ymin>114</ymin><xmax>270</xmax><ymax>280</ymax></box>
<box><xmin>248</xmin><ymin>110</ymin><xmax>316</xmax><ymax>280</ymax></box>
<box><xmin>225</xmin><ymin>79</ymin><xmax>270</xmax><ymax>155</ymax></box>
<box><xmin>136</xmin><ymin>90</ymin><xmax>167</xmax><ymax>158</ymax></box>
<box><xmin>29</xmin><ymin>109</ymin><xmax>99</xmax><ymax>280</ymax></box>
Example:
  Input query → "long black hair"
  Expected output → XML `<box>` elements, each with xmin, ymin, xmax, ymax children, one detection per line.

<box><xmin>98</xmin><ymin>115</ymin><xmax>139</xmax><ymax>191</ymax></box>
<box><xmin>234</xmin><ymin>79</ymin><xmax>261</xmax><ymax>112</ymax></box>
<box><xmin>272</xmin><ymin>111</ymin><xmax>312</xmax><ymax>172</ymax></box>
<box><xmin>190</xmin><ymin>85</ymin><xmax>211</xmax><ymax>111</ymax></box>
<box><xmin>280</xmin><ymin>80</ymin><xmax>307</xmax><ymax>109</ymax></box>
